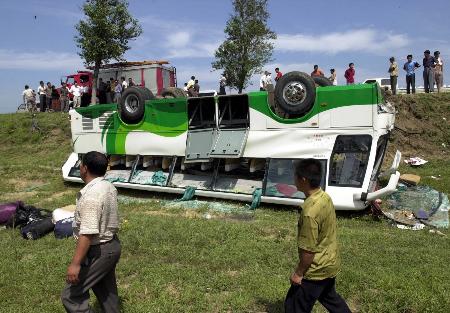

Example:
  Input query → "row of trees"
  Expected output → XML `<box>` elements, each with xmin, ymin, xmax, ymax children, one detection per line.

<box><xmin>76</xmin><ymin>0</ymin><xmax>275</xmax><ymax>102</ymax></box>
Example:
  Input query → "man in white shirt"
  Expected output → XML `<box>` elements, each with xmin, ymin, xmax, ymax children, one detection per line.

<box><xmin>22</xmin><ymin>85</ymin><xmax>36</xmax><ymax>112</ymax></box>
<box><xmin>260</xmin><ymin>71</ymin><xmax>269</xmax><ymax>91</ymax></box>
<box><xmin>70</xmin><ymin>82</ymin><xmax>83</xmax><ymax>108</ymax></box>
<box><xmin>121</xmin><ymin>77</ymin><xmax>128</xmax><ymax>91</ymax></box>
<box><xmin>186</xmin><ymin>76</ymin><xmax>195</xmax><ymax>96</ymax></box>
<box><xmin>37</xmin><ymin>81</ymin><xmax>47</xmax><ymax>112</ymax></box>
<box><xmin>61</xmin><ymin>151</ymin><xmax>121</xmax><ymax>313</ymax></box>
<box><xmin>434</xmin><ymin>51</ymin><xmax>444</xmax><ymax>93</ymax></box>
<box><xmin>219</xmin><ymin>74</ymin><xmax>226</xmax><ymax>95</ymax></box>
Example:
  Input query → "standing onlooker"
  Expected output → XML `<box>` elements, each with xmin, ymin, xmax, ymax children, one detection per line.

<box><xmin>121</xmin><ymin>76</ymin><xmax>128</xmax><ymax>92</ymax></box>
<box><xmin>60</xmin><ymin>151</ymin><xmax>121</xmax><ymax>313</ymax></box>
<box><xmin>128</xmin><ymin>77</ymin><xmax>135</xmax><ymax>87</ymax></box>
<box><xmin>275</xmin><ymin>67</ymin><xmax>283</xmax><ymax>82</ymax></box>
<box><xmin>22</xmin><ymin>85</ymin><xmax>36</xmax><ymax>112</ymax></box>
<box><xmin>46</xmin><ymin>82</ymin><xmax>53</xmax><ymax>111</ymax></box>
<box><xmin>434</xmin><ymin>51</ymin><xmax>444</xmax><ymax>93</ymax></box>
<box><xmin>98</xmin><ymin>78</ymin><xmax>107</xmax><ymax>104</ymax></box>
<box><xmin>403</xmin><ymin>54</ymin><xmax>421</xmax><ymax>94</ymax></box>
<box><xmin>423</xmin><ymin>50</ymin><xmax>435</xmax><ymax>93</ymax></box>
<box><xmin>388</xmin><ymin>57</ymin><xmax>398</xmax><ymax>95</ymax></box>
<box><xmin>70</xmin><ymin>82</ymin><xmax>83</xmax><ymax>108</ymax></box>
<box><xmin>284</xmin><ymin>159</ymin><xmax>351</xmax><ymax>313</ymax></box>
<box><xmin>81</xmin><ymin>85</ymin><xmax>90</xmax><ymax>107</ymax></box>
<box><xmin>311</xmin><ymin>65</ymin><xmax>324</xmax><ymax>77</ymax></box>
<box><xmin>260</xmin><ymin>71</ymin><xmax>269</xmax><ymax>91</ymax></box>
<box><xmin>60</xmin><ymin>82</ymin><xmax>70</xmax><ymax>112</ymax></box>
<box><xmin>186</xmin><ymin>76</ymin><xmax>195</xmax><ymax>97</ymax></box>
<box><xmin>51</xmin><ymin>85</ymin><xmax>60</xmax><ymax>111</ymax></box>
<box><xmin>186</xmin><ymin>76</ymin><xmax>195</xmax><ymax>96</ymax></box>
<box><xmin>37</xmin><ymin>81</ymin><xmax>47</xmax><ymax>112</ymax></box>
<box><xmin>265</xmin><ymin>72</ymin><xmax>273</xmax><ymax>85</ymax></box>
<box><xmin>114</xmin><ymin>80</ymin><xmax>122</xmax><ymax>103</ymax></box>
<box><xmin>344</xmin><ymin>63</ymin><xmax>355</xmax><ymax>85</ymax></box>
<box><xmin>106</xmin><ymin>80</ymin><xmax>112</xmax><ymax>103</ymax></box>
<box><xmin>109</xmin><ymin>78</ymin><xmax>116</xmax><ymax>103</ymax></box>
<box><xmin>328</xmin><ymin>69</ymin><xmax>337</xmax><ymax>85</ymax></box>
<box><xmin>193</xmin><ymin>79</ymin><xmax>200</xmax><ymax>96</ymax></box>
<box><xmin>183</xmin><ymin>82</ymin><xmax>189</xmax><ymax>94</ymax></box>
<box><xmin>219</xmin><ymin>74</ymin><xmax>226</xmax><ymax>95</ymax></box>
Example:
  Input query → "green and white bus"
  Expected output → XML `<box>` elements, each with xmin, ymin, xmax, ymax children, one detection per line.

<box><xmin>62</xmin><ymin>71</ymin><xmax>401</xmax><ymax>210</ymax></box>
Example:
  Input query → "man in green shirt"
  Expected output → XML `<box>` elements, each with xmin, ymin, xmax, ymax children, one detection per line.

<box><xmin>285</xmin><ymin>159</ymin><xmax>351</xmax><ymax>313</ymax></box>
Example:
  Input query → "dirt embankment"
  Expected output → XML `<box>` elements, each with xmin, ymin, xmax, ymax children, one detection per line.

<box><xmin>386</xmin><ymin>93</ymin><xmax>450</xmax><ymax>161</ymax></box>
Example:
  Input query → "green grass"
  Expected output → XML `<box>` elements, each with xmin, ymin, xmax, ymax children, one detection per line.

<box><xmin>1</xmin><ymin>108</ymin><xmax>450</xmax><ymax>313</ymax></box>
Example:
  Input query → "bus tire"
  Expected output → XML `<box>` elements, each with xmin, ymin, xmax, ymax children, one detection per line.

<box><xmin>135</xmin><ymin>86</ymin><xmax>155</xmax><ymax>100</ymax></box>
<box><xmin>313</xmin><ymin>76</ymin><xmax>333</xmax><ymax>87</ymax></box>
<box><xmin>274</xmin><ymin>71</ymin><xmax>316</xmax><ymax>116</ymax></box>
<box><xmin>161</xmin><ymin>87</ymin><xmax>186</xmax><ymax>98</ymax></box>
<box><xmin>119</xmin><ymin>87</ymin><xmax>147</xmax><ymax>124</ymax></box>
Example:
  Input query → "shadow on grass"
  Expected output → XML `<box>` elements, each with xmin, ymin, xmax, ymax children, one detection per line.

<box><xmin>92</xmin><ymin>294</ymin><xmax>128</xmax><ymax>312</ymax></box>
<box><xmin>256</xmin><ymin>298</ymin><xmax>285</xmax><ymax>313</ymax></box>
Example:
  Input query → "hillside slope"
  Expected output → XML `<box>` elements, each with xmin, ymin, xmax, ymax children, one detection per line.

<box><xmin>386</xmin><ymin>93</ymin><xmax>450</xmax><ymax>160</ymax></box>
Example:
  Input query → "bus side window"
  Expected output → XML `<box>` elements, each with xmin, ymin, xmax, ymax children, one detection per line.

<box><xmin>329</xmin><ymin>135</ymin><xmax>372</xmax><ymax>187</ymax></box>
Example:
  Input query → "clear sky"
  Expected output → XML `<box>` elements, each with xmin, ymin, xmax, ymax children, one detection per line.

<box><xmin>1</xmin><ymin>0</ymin><xmax>449</xmax><ymax>113</ymax></box>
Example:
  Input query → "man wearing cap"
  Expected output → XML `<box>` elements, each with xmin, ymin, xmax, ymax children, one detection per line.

<box><xmin>423</xmin><ymin>50</ymin><xmax>435</xmax><ymax>93</ymax></box>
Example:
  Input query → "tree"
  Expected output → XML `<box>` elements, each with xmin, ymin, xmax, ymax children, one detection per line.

<box><xmin>75</xmin><ymin>0</ymin><xmax>142</xmax><ymax>104</ymax></box>
<box><xmin>212</xmin><ymin>0</ymin><xmax>276</xmax><ymax>93</ymax></box>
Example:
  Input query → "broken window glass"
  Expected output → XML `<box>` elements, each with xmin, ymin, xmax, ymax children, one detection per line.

<box><xmin>329</xmin><ymin>135</ymin><xmax>372</xmax><ymax>187</ymax></box>
<box><xmin>265</xmin><ymin>159</ymin><xmax>327</xmax><ymax>199</ymax></box>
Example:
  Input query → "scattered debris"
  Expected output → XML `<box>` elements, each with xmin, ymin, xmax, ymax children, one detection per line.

<box><xmin>429</xmin><ymin>229</ymin><xmax>447</xmax><ymax>237</ymax></box>
<box><xmin>404</xmin><ymin>157</ymin><xmax>428</xmax><ymax>166</ymax></box>
<box><xmin>399</xmin><ymin>174</ymin><xmax>421</xmax><ymax>186</ymax></box>
<box><xmin>396</xmin><ymin>223</ymin><xmax>425</xmax><ymax>231</ymax></box>
<box><xmin>383</xmin><ymin>184</ymin><xmax>449</xmax><ymax>229</ymax></box>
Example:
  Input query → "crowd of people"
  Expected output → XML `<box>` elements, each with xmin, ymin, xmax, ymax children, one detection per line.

<box><xmin>389</xmin><ymin>50</ymin><xmax>444</xmax><ymax>95</ymax></box>
<box><xmin>21</xmin><ymin>76</ymin><xmax>137</xmax><ymax>113</ymax></box>
<box><xmin>182</xmin><ymin>76</ymin><xmax>202</xmax><ymax>97</ymax></box>
<box><xmin>21</xmin><ymin>51</ymin><xmax>445</xmax><ymax>113</ymax></box>
<box><xmin>259</xmin><ymin>50</ymin><xmax>444</xmax><ymax>95</ymax></box>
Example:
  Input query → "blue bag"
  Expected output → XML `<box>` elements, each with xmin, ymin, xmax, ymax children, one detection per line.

<box><xmin>54</xmin><ymin>217</ymin><xmax>74</xmax><ymax>239</ymax></box>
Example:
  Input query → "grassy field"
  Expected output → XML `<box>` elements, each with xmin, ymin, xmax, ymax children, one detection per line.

<box><xmin>0</xmin><ymin>101</ymin><xmax>449</xmax><ymax>312</ymax></box>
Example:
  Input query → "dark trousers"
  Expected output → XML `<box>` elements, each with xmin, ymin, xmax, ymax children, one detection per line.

<box><xmin>390</xmin><ymin>76</ymin><xmax>397</xmax><ymax>95</ymax></box>
<box><xmin>219</xmin><ymin>86</ymin><xmax>226</xmax><ymax>95</ymax></box>
<box><xmin>406</xmin><ymin>74</ymin><xmax>415</xmax><ymax>94</ymax></box>
<box><xmin>39</xmin><ymin>94</ymin><xmax>46</xmax><ymax>112</ymax></box>
<box><xmin>423</xmin><ymin>67</ymin><xmax>434</xmax><ymax>93</ymax></box>
<box><xmin>46</xmin><ymin>96</ymin><xmax>52</xmax><ymax>111</ymax></box>
<box><xmin>81</xmin><ymin>93</ymin><xmax>90</xmax><ymax>107</ymax></box>
<box><xmin>285</xmin><ymin>277</ymin><xmax>351</xmax><ymax>313</ymax></box>
<box><xmin>99</xmin><ymin>91</ymin><xmax>107</xmax><ymax>104</ymax></box>
<box><xmin>61</xmin><ymin>237</ymin><xmax>121</xmax><ymax>313</ymax></box>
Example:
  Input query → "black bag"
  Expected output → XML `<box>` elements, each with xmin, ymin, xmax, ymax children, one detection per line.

<box><xmin>54</xmin><ymin>217</ymin><xmax>74</xmax><ymax>239</ymax></box>
<box><xmin>6</xmin><ymin>205</ymin><xmax>51</xmax><ymax>228</ymax></box>
<box><xmin>21</xmin><ymin>217</ymin><xmax>55</xmax><ymax>240</ymax></box>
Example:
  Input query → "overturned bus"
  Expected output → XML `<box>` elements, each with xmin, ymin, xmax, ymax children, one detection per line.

<box><xmin>62</xmin><ymin>71</ymin><xmax>401</xmax><ymax>210</ymax></box>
